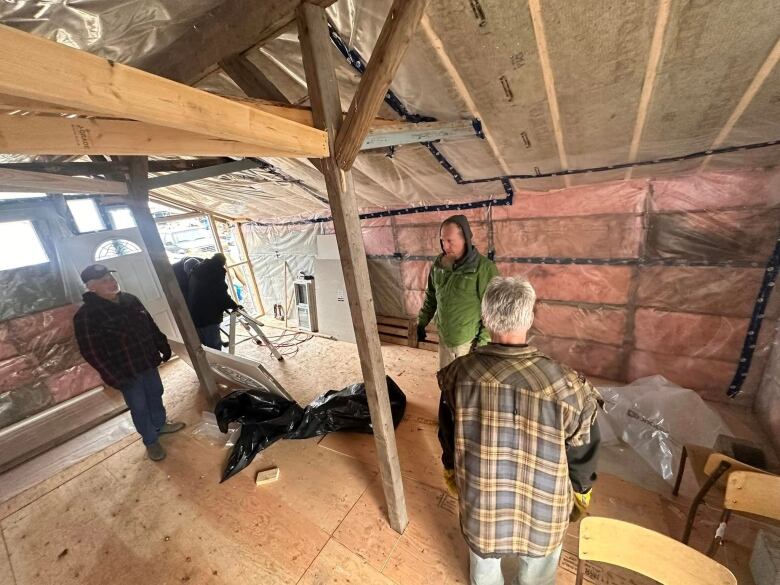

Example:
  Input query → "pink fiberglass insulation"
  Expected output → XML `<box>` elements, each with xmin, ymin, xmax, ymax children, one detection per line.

<box><xmin>361</xmin><ymin>225</ymin><xmax>395</xmax><ymax>255</ymax></box>
<box><xmin>628</xmin><ymin>351</ymin><xmax>735</xmax><ymax>396</ymax></box>
<box><xmin>347</xmin><ymin>170</ymin><xmax>778</xmax><ymax>400</ymax></box>
<box><xmin>494</xmin><ymin>180</ymin><xmax>648</xmax><ymax>219</ymax></box>
<box><xmin>498</xmin><ymin>262</ymin><xmax>633</xmax><ymax>305</ymax></box>
<box><xmin>0</xmin><ymin>303</ymin><xmax>101</xmax><ymax>429</ymax></box>
<box><xmin>530</xmin><ymin>335</ymin><xmax>623</xmax><ymax>381</ymax></box>
<box><xmin>494</xmin><ymin>215</ymin><xmax>643</xmax><ymax>259</ymax></box>
<box><xmin>651</xmin><ymin>170</ymin><xmax>775</xmax><ymax>212</ymax></box>
<box><xmin>636</xmin><ymin>266</ymin><xmax>765</xmax><ymax>317</ymax></box>
<box><xmin>401</xmin><ymin>260</ymin><xmax>430</xmax><ymax>291</ymax></box>
<box><xmin>393</xmin><ymin>207</ymin><xmax>488</xmax><ymax>225</ymax></box>
<box><xmin>47</xmin><ymin>362</ymin><xmax>103</xmax><ymax>404</ymax></box>
<box><xmin>396</xmin><ymin>223</ymin><xmax>489</xmax><ymax>256</ymax></box>
<box><xmin>533</xmin><ymin>303</ymin><xmax>627</xmax><ymax>346</ymax></box>
<box><xmin>633</xmin><ymin>308</ymin><xmax>748</xmax><ymax>362</ymax></box>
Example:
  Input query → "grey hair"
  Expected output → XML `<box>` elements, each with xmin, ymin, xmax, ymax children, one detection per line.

<box><xmin>481</xmin><ymin>276</ymin><xmax>536</xmax><ymax>333</ymax></box>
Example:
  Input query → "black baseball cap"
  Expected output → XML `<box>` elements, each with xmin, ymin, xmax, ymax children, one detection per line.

<box><xmin>80</xmin><ymin>264</ymin><xmax>116</xmax><ymax>283</ymax></box>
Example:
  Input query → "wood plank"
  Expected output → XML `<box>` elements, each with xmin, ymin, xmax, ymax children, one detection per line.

<box><xmin>136</xmin><ymin>0</ymin><xmax>338</xmax><ymax>85</ymax></box>
<box><xmin>377</xmin><ymin>324</ymin><xmax>408</xmax><ymax>337</ymax></box>
<box><xmin>579</xmin><ymin>517</ymin><xmax>737</xmax><ymax>585</ymax></box>
<box><xmin>725</xmin><ymin>471</ymin><xmax>780</xmax><ymax>520</ymax></box>
<box><xmin>379</xmin><ymin>334</ymin><xmax>409</xmax><ymax>347</ymax></box>
<box><xmin>297</xmin><ymin>1</ymin><xmax>408</xmax><ymax>534</ymax></box>
<box><xmin>0</xmin><ymin>25</ymin><xmax>328</xmax><ymax>158</ymax></box>
<box><xmin>0</xmin><ymin>167</ymin><xmax>127</xmax><ymax>194</ymax></box>
<box><xmin>0</xmin><ymin>115</ymin><xmax>299</xmax><ymax>157</ymax></box>
<box><xmin>377</xmin><ymin>315</ymin><xmax>412</xmax><ymax>328</ymax></box>
<box><xmin>334</xmin><ymin>0</ymin><xmax>431</xmax><ymax>170</ymax></box>
<box><xmin>527</xmin><ymin>0</ymin><xmax>570</xmax><ymax>187</ymax></box>
<box><xmin>123</xmin><ymin>156</ymin><xmax>220</xmax><ymax>404</ymax></box>
<box><xmin>361</xmin><ymin>119</ymin><xmax>476</xmax><ymax>150</ymax></box>
<box><xmin>298</xmin><ymin>538</ymin><xmax>396</xmax><ymax>585</ymax></box>
<box><xmin>236</xmin><ymin>222</ymin><xmax>266</xmax><ymax>317</ymax></box>
<box><xmin>219</xmin><ymin>54</ymin><xmax>289</xmax><ymax>103</ymax></box>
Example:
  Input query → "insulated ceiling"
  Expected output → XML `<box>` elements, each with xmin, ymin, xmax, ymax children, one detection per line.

<box><xmin>1</xmin><ymin>0</ymin><xmax>778</xmax><ymax>220</ymax></box>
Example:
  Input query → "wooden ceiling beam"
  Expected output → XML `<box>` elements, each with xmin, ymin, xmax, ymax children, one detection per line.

<box><xmin>0</xmin><ymin>112</ymin><xmax>434</xmax><ymax>157</ymax></box>
<box><xmin>0</xmin><ymin>24</ymin><xmax>328</xmax><ymax>158</ymax></box>
<box><xmin>136</xmin><ymin>0</ymin><xmax>337</xmax><ymax>86</ymax></box>
<box><xmin>0</xmin><ymin>167</ymin><xmax>127</xmax><ymax>194</ymax></box>
<box><xmin>333</xmin><ymin>0</ymin><xmax>430</xmax><ymax>171</ymax></box>
<box><xmin>0</xmin><ymin>116</ymin><xmax>303</xmax><ymax>157</ymax></box>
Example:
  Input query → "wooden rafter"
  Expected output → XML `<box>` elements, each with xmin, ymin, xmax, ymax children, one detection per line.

<box><xmin>219</xmin><ymin>55</ymin><xmax>289</xmax><ymax>104</ymax></box>
<box><xmin>528</xmin><ymin>0</ymin><xmax>570</xmax><ymax>187</ymax></box>
<box><xmin>0</xmin><ymin>24</ymin><xmax>328</xmax><ymax>158</ymax></box>
<box><xmin>625</xmin><ymin>0</ymin><xmax>672</xmax><ymax>180</ymax></box>
<box><xmin>136</xmin><ymin>0</ymin><xmax>337</xmax><ymax>85</ymax></box>
<box><xmin>333</xmin><ymin>0</ymin><xmax>431</xmax><ymax>170</ymax></box>
<box><xmin>0</xmin><ymin>167</ymin><xmax>127</xmax><ymax>194</ymax></box>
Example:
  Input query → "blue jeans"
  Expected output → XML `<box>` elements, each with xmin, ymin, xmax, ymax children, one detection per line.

<box><xmin>469</xmin><ymin>546</ymin><xmax>562</xmax><ymax>585</ymax></box>
<box><xmin>119</xmin><ymin>368</ymin><xmax>167</xmax><ymax>445</ymax></box>
<box><xmin>197</xmin><ymin>324</ymin><xmax>223</xmax><ymax>350</ymax></box>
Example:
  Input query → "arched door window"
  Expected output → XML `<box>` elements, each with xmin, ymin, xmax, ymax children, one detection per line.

<box><xmin>94</xmin><ymin>239</ymin><xmax>142</xmax><ymax>261</ymax></box>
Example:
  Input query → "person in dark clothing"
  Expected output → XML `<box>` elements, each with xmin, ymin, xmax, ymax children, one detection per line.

<box><xmin>187</xmin><ymin>253</ymin><xmax>240</xmax><ymax>350</ymax></box>
<box><xmin>170</xmin><ymin>256</ymin><xmax>201</xmax><ymax>300</ymax></box>
<box><xmin>73</xmin><ymin>264</ymin><xmax>185</xmax><ymax>461</ymax></box>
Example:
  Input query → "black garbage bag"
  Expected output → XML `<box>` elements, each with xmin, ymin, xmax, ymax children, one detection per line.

<box><xmin>216</xmin><ymin>376</ymin><xmax>406</xmax><ymax>482</ymax></box>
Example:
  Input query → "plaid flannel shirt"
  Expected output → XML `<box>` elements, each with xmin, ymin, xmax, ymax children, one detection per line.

<box><xmin>73</xmin><ymin>292</ymin><xmax>170</xmax><ymax>389</ymax></box>
<box><xmin>437</xmin><ymin>343</ymin><xmax>600</xmax><ymax>558</ymax></box>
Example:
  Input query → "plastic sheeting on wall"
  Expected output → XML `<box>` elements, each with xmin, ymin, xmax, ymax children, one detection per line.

<box><xmin>359</xmin><ymin>170</ymin><xmax>779</xmax><ymax>406</ymax></box>
<box><xmin>0</xmin><ymin>303</ymin><xmax>102</xmax><ymax>429</ymax></box>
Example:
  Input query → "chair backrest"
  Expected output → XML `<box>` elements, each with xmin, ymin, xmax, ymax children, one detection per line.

<box><xmin>703</xmin><ymin>451</ymin><xmax>765</xmax><ymax>477</ymax></box>
<box><xmin>723</xmin><ymin>471</ymin><xmax>780</xmax><ymax>520</ymax></box>
<box><xmin>579</xmin><ymin>517</ymin><xmax>737</xmax><ymax>585</ymax></box>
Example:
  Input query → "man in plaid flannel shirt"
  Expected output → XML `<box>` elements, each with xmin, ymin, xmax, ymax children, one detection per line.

<box><xmin>73</xmin><ymin>264</ymin><xmax>186</xmax><ymax>461</ymax></box>
<box><xmin>438</xmin><ymin>276</ymin><xmax>601</xmax><ymax>585</ymax></box>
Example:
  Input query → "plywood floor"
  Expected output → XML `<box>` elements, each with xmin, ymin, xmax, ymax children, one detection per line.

<box><xmin>1</xmin><ymin>336</ymin><xmax>776</xmax><ymax>584</ymax></box>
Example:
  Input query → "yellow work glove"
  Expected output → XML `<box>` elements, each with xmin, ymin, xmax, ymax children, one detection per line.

<box><xmin>443</xmin><ymin>468</ymin><xmax>458</xmax><ymax>498</ymax></box>
<box><xmin>569</xmin><ymin>489</ymin><xmax>592</xmax><ymax>523</ymax></box>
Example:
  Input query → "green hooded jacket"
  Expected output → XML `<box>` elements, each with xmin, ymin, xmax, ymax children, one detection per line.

<box><xmin>417</xmin><ymin>215</ymin><xmax>500</xmax><ymax>348</ymax></box>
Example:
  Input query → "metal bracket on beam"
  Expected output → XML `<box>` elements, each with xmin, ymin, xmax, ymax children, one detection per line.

<box><xmin>147</xmin><ymin>158</ymin><xmax>265</xmax><ymax>190</ymax></box>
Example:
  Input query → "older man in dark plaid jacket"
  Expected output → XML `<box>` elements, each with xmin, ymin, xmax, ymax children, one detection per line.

<box><xmin>73</xmin><ymin>264</ymin><xmax>185</xmax><ymax>462</ymax></box>
<box><xmin>438</xmin><ymin>276</ymin><xmax>601</xmax><ymax>585</ymax></box>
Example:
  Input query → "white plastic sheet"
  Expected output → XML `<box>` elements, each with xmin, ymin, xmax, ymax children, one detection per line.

<box><xmin>599</xmin><ymin>375</ymin><xmax>731</xmax><ymax>482</ymax></box>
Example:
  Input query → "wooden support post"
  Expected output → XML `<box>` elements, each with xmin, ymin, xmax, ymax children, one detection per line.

<box><xmin>236</xmin><ymin>223</ymin><xmax>266</xmax><ymax>317</ymax></box>
<box><xmin>297</xmin><ymin>2</ymin><xmax>408</xmax><ymax>533</ymax></box>
<box><xmin>123</xmin><ymin>156</ymin><xmax>220</xmax><ymax>405</ymax></box>
<box><xmin>333</xmin><ymin>0</ymin><xmax>430</xmax><ymax>170</ymax></box>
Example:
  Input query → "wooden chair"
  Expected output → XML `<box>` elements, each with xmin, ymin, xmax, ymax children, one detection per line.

<box><xmin>576</xmin><ymin>517</ymin><xmax>737</xmax><ymax>585</ymax></box>
<box><xmin>707</xmin><ymin>471</ymin><xmax>780</xmax><ymax>556</ymax></box>
<box><xmin>672</xmin><ymin>444</ymin><xmax>768</xmax><ymax>543</ymax></box>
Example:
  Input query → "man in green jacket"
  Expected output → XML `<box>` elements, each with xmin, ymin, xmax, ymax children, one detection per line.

<box><xmin>417</xmin><ymin>214</ymin><xmax>499</xmax><ymax>366</ymax></box>
<box><xmin>417</xmin><ymin>214</ymin><xmax>499</xmax><ymax>469</ymax></box>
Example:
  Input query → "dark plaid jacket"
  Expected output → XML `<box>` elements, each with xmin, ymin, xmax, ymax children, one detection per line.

<box><xmin>73</xmin><ymin>292</ymin><xmax>170</xmax><ymax>388</ymax></box>
<box><xmin>438</xmin><ymin>343</ymin><xmax>600</xmax><ymax>557</ymax></box>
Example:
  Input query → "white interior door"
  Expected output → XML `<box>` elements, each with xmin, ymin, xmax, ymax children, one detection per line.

<box><xmin>60</xmin><ymin>228</ymin><xmax>180</xmax><ymax>341</ymax></box>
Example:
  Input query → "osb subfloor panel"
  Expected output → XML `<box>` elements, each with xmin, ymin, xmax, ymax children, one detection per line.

<box><xmin>0</xmin><ymin>337</ymin><xmax>772</xmax><ymax>584</ymax></box>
